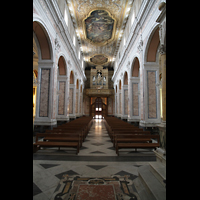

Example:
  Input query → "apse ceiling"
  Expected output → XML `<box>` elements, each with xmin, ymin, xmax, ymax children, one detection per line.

<box><xmin>66</xmin><ymin>0</ymin><xmax>134</xmax><ymax>70</ymax></box>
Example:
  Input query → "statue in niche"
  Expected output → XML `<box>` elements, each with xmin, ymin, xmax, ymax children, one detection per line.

<box><xmin>96</xmin><ymin>70</ymin><xmax>102</xmax><ymax>85</ymax></box>
<box><xmin>103</xmin><ymin>76</ymin><xmax>106</xmax><ymax>85</ymax></box>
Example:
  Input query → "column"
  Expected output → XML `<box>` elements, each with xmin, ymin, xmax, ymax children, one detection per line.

<box><xmin>160</xmin><ymin>51</ymin><xmax>166</xmax><ymax>122</ymax></box>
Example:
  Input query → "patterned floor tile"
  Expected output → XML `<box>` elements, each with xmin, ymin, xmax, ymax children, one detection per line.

<box><xmin>114</xmin><ymin>170</ymin><xmax>138</xmax><ymax>180</ymax></box>
<box><xmin>133</xmin><ymin>165</ymin><xmax>142</xmax><ymax>167</ymax></box>
<box><xmin>91</xmin><ymin>143</ymin><xmax>105</xmax><ymax>146</ymax></box>
<box><xmin>40</xmin><ymin>164</ymin><xmax>60</xmax><ymax>169</ymax></box>
<box><xmin>86</xmin><ymin>165</ymin><xmax>108</xmax><ymax>170</ymax></box>
<box><xmin>90</xmin><ymin>151</ymin><xmax>106</xmax><ymax>154</ymax></box>
<box><xmin>55</xmin><ymin>170</ymin><xmax>79</xmax><ymax>179</ymax></box>
<box><xmin>33</xmin><ymin>182</ymin><xmax>42</xmax><ymax>196</ymax></box>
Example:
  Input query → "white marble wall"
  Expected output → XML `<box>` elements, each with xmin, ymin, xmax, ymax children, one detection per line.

<box><xmin>33</xmin><ymin>0</ymin><xmax>86</xmax><ymax>126</ymax></box>
<box><xmin>112</xmin><ymin>0</ymin><xmax>165</xmax><ymax>127</ymax></box>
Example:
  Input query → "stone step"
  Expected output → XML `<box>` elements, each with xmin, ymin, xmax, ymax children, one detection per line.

<box><xmin>153</xmin><ymin>149</ymin><xmax>166</xmax><ymax>166</ymax></box>
<box><xmin>138</xmin><ymin>165</ymin><xmax>166</xmax><ymax>200</ymax></box>
<box><xmin>149</xmin><ymin>161</ymin><xmax>166</xmax><ymax>187</ymax></box>
<box><xmin>133</xmin><ymin>177</ymin><xmax>156</xmax><ymax>200</ymax></box>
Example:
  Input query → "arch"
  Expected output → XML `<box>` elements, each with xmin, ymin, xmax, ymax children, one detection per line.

<box><xmin>76</xmin><ymin>79</ymin><xmax>79</xmax><ymax>89</ymax></box>
<box><xmin>131</xmin><ymin>57</ymin><xmax>140</xmax><ymax>77</ymax></box>
<box><xmin>144</xmin><ymin>24</ymin><xmax>160</xmax><ymax>62</ymax></box>
<box><xmin>144</xmin><ymin>23</ymin><xmax>159</xmax><ymax>64</ymax></box>
<box><xmin>33</xmin><ymin>21</ymin><xmax>52</xmax><ymax>60</ymax></box>
<box><xmin>124</xmin><ymin>71</ymin><xmax>128</xmax><ymax>85</ymax></box>
<box><xmin>116</xmin><ymin>85</ymin><xmax>117</xmax><ymax>93</ymax></box>
<box><xmin>58</xmin><ymin>56</ymin><xmax>67</xmax><ymax>75</ymax></box>
<box><xmin>119</xmin><ymin>80</ymin><xmax>121</xmax><ymax>90</ymax></box>
<box><xmin>70</xmin><ymin>71</ymin><xmax>74</xmax><ymax>84</ymax></box>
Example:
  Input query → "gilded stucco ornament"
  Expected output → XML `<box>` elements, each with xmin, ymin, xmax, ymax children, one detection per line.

<box><xmin>55</xmin><ymin>35</ymin><xmax>60</xmax><ymax>51</ymax></box>
<box><xmin>66</xmin><ymin>0</ymin><xmax>132</xmax><ymax>68</ymax></box>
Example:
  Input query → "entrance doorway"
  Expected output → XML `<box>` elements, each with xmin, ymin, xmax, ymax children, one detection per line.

<box><xmin>91</xmin><ymin>97</ymin><xmax>107</xmax><ymax>119</ymax></box>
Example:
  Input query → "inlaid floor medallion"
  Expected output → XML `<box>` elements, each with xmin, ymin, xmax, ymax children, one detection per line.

<box><xmin>51</xmin><ymin>174</ymin><xmax>139</xmax><ymax>200</ymax></box>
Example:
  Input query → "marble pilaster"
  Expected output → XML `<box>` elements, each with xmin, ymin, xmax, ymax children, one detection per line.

<box><xmin>160</xmin><ymin>53</ymin><xmax>166</xmax><ymax>122</ymax></box>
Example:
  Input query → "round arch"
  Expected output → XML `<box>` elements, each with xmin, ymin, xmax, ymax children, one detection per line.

<box><xmin>58</xmin><ymin>56</ymin><xmax>67</xmax><ymax>75</ymax></box>
<box><xmin>33</xmin><ymin>20</ymin><xmax>53</xmax><ymax>61</ymax></box>
<box><xmin>119</xmin><ymin>80</ymin><xmax>121</xmax><ymax>90</ymax></box>
<box><xmin>144</xmin><ymin>24</ymin><xmax>160</xmax><ymax>63</ymax></box>
<box><xmin>76</xmin><ymin>79</ymin><xmax>79</xmax><ymax>89</ymax></box>
<box><xmin>131</xmin><ymin>57</ymin><xmax>140</xmax><ymax>77</ymax></box>
<box><xmin>69</xmin><ymin>71</ymin><xmax>74</xmax><ymax>84</ymax></box>
<box><xmin>123</xmin><ymin>71</ymin><xmax>128</xmax><ymax>85</ymax></box>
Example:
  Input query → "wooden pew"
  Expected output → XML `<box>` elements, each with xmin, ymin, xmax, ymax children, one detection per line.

<box><xmin>113</xmin><ymin>132</ymin><xmax>151</xmax><ymax>147</ymax></box>
<box><xmin>114</xmin><ymin>134</ymin><xmax>151</xmax><ymax>146</ymax></box>
<box><xmin>50</xmin><ymin>116</ymin><xmax>93</xmax><ymax>140</ymax></box>
<box><xmin>104</xmin><ymin>117</ymin><xmax>160</xmax><ymax>156</ymax></box>
<box><xmin>43</xmin><ymin>133</ymin><xmax>82</xmax><ymax>147</ymax></box>
<box><xmin>33</xmin><ymin>133</ymin><xmax>80</xmax><ymax>154</ymax></box>
<box><xmin>115</xmin><ymin>134</ymin><xmax>160</xmax><ymax>156</ymax></box>
<box><xmin>33</xmin><ymin>116</ymin><xmax>93</xmax><ymax>154</ymax></box>
<box><xmin>111</xmin><ymin>130</ymin><xmax>151</xmax><ymax>143</ymax></box>
<box><xmin>50</xmin><ymin>128</ymin><xmax>86</xmax><ymax>141</ymax></box>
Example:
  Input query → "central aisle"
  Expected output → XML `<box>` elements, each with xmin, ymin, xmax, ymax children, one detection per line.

<box><xmin>78</xmin><ymin>119</ymin><xmax>116</xmax><ymax>156</ymax></box>
<box><xmin>33</xmin><ymin>119</ymin><xmax>157</xmax><ymax>199</ymax></box>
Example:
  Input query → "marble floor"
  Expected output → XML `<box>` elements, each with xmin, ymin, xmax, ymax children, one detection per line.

<box><xmin>33</xmin><ymin>119</ymin><xmax>157</xmax><ymax>200</ymax></box>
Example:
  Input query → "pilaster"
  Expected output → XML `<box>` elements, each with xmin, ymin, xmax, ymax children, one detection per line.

<box><xmin>34</xmin><ymin>60</ymin><xmax>57</xmax><ymax>128</ymax></box>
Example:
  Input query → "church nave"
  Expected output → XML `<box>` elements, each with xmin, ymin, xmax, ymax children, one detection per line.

<box><xmin>33</xmin><ymin>119</ymin><xmax>165</xmax><ymax>200</ymax></box>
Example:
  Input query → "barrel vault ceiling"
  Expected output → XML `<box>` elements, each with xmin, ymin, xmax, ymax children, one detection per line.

<box><xmin>66</xmin><ymin>0</ymin><xmax>134</xmax><ymax>70</ymax></box>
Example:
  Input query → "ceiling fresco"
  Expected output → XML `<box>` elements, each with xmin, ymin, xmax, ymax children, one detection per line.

<box><xmin>83</xmin><ymin>10</ymin><xmax>116</xmax><ymax>45</ymax></box>
<box><xmin>90</xmin><ymin>54</ymin><xmax>109</xmax><ymax>65</ymax></box>
<box><xmin>66</xmin><ymin>0</ymin><xmax>133</xmax><ymax>69</ymax></box>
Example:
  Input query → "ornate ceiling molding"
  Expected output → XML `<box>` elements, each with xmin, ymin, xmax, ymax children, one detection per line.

<box><xmin>66</xmin><ymin>0</ymin><xmax>133</xmax><ymax>68</ymax></box>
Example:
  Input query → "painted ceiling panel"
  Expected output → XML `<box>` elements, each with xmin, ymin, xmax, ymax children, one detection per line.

<box><xmin>66</xmin><ymin>0</ymin><xmax>133</xmax><ymax>69</ymax></box>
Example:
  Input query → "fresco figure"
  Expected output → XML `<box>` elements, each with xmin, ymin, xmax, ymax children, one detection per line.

<box><xmin>84</xmin><ymin>10</ymin><xmax>114</xmax><ymax>44</ymax></box>
<box><xmin>90</xmin><ymin>55</ymin><xmax>108</xmax><ymax>65</ymax></box>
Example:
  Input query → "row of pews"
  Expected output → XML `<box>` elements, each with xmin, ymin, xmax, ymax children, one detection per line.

<box><xmin>104</xmin><ymin>116</ymin><xmax>160</xmax><ymax>156</ymax></box>
<box><xmin>33</xmin><ymin>116</ymin><xmax>93</xmax><ymax>155</ymax></box>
